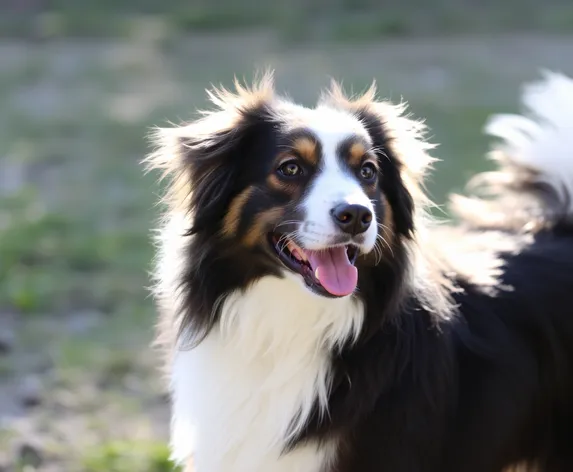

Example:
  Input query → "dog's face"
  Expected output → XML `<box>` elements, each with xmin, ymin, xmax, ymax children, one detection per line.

<box><xmin>226</xmin><ymin>108</ymin><xmax>383</xmax><ymax>298</ymax></box>
<box><xmin>153</xmin><ymin>77</ymin><xmax>423</xmax><ymax>302</ymax></box>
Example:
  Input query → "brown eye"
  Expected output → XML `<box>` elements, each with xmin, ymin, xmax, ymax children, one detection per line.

<box><xmin>278</xmin><ymin>161</ymin><xmax>303</xmax><ymax>178</ymax></box>
<box><xmin>360</xmin><ymin>162</ymin><xmax>377</xmax><ymax>182</ymax></box>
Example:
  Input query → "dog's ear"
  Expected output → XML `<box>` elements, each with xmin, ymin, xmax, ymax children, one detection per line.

<box><xmin>146</xmin><ymin>73</ymin><xmax>276</xmax><ymax>233</ymax></box>
<box><xmin>320</xmin><ymin>81</ymin><xmax>436</xmax><ymax>238</ymax></box>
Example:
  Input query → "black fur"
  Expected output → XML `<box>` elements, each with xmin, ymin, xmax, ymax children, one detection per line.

<box><xmin>177</xmin><ymin>103</ymin><xmax>284</xmax><ymax>343</ymax></box>
<box><xmin>357</xmin><ymin>106</ymin><xmax>415</xmax><ymax>238</ymax></box>
<box><xmin>294</xmin><ymin>229</ymin><xmax>573</xmax><ymax>471</ymax></box>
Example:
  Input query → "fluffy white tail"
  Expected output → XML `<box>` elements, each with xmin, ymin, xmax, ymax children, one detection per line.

<box><xmin>484</xmin><ymin>71</ymin><xmax>573</xmax><ymax>214</ymax></box>
<box><xmin>451</xmin><ymin>71</ymin><xmax>573</xmax><ymax>230</ymax></box>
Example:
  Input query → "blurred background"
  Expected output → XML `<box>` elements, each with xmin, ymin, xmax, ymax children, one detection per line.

<box><xmin>1</xmin><ymin>1</ymin><xmax>573</xmax><ymax>470</ymax></box>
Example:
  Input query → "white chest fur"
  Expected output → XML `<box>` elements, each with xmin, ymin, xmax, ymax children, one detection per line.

<box><xmin>169</xmin><ymin>274</ymin><xmax>364</xmax><ymax>472</ymax></box>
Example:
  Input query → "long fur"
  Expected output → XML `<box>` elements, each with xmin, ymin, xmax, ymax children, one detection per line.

<box><xmin>147</xmin><ymin>71</ymin><xmax>573</xmax><ymax>472</ymax></box>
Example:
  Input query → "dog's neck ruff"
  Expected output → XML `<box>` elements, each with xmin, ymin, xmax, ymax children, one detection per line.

<box><xmin>170</xmin><ymin>266</ymin><xmax>364</xmax><ymax>471</ymax></box>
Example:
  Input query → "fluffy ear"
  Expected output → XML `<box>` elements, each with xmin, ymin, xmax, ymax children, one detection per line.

<box><xmin>145</xmin><ymin>72</ymin><xmax>276</xmax><ymax>233</ymax></box>
<box><xmin>320</xmin><ymin>81</ymin><xmax>436</xmax><ymax>237</ymax></box>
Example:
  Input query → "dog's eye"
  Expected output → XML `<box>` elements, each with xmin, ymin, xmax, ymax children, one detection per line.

<box><xmin>278</xmin><ymin>161</ymin><xmax>303</xmax><ymax>178</ymax></box>
<box><xmin>360</xmin><ymin>162</ymin><xmax>377</xmax><ymax>182</ymax></box>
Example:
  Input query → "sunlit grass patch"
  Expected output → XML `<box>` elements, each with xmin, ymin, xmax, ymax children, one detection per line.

<box><xmin>82</xmin><ymin>440</ymin><xmax>180</xmax><ymax>472</ymax></box>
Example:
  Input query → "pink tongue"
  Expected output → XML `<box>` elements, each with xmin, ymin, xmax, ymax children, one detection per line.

<box><xmin>306</xmin><ymin>247</ymin><xmax>358</xmax><ymax>296</ymax></box>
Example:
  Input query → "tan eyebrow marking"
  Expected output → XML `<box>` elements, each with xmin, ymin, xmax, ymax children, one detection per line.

<box><xmin>348</xmin><ymin>141</ymin><xmax>367</xmax><ymax>167</ymax></box>
<box><xmin>292</xmin><ymin>137</ymin><xmax>318</xmax><ymax>166</ymax></box>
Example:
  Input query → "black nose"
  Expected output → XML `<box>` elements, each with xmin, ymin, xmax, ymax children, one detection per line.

<box><xmin>331</xmin><ymin>204</ymin><xmax>373</xmax><ymax>236</ymax></box>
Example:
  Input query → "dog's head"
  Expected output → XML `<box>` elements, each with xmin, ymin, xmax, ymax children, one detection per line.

<box><xmin>149</xmin><ymin>73</ymin><xmax>434</xmax><ymax>309</ymax></box>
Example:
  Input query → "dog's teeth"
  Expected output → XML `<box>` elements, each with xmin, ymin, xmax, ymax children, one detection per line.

<box><xmin>315</xmin><ymin>268</ymin><xmax>320</xmax><ymax>279</ymax></box>
<box><xmin>284</xmin><ymin>239</ymin><xmax>310</xmax><ymax>264</ymax></box>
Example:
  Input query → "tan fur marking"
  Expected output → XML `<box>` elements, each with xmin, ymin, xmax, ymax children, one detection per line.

<box><xmin>267</xmin><ymin>173</ymin><xmax>299</xmax><ymax>198</ymax></box>
<box><xmin>243</xmin><ymin>207</ymin><xmax>285</xmax><ymax>247</ymax></box>
<box><xmin>348</xmin><ymin>142</ymin><xmax>366</xmax><ymax>167</ymax></box>
<box><xmin>223</xmin><ymin>186</ymin><xmax>255</xmax><ymax>238</ymax></box>
<box><xmin>267</xmin><ymin>174</ymin><xmax>284</xmax><ymax>191</ymax></box>
<box><xmin>293</xmin><ymin>138</ymin><xmax>318</xmax><ymax>165</ymax></box>
<box><xmin>381</xmin><ymin>195</ymin><xmax>395</xmax><ymax>247</ymax></box>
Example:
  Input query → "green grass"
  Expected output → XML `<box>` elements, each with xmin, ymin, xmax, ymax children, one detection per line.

<box><xmin>1</xmin><ymin>31</ymin><xmax>573</xmax><ymax>470</ymax></box>
<box><xmin>82</xmin><ymin>441</ymin><xmax>180</xmax><ymax>472</ymax></box>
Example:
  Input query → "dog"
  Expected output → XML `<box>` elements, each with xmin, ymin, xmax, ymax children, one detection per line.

<box><xmin>146</xmin><ymin>71</ymin><xmax>573</xmax><ymax>472</ymax></box>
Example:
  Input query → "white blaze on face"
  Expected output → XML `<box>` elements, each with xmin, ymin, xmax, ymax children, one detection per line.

<box><xmin>299</xmin><ymin>106</ymin><xmax>378</xmax><ymax>253</ymax></box>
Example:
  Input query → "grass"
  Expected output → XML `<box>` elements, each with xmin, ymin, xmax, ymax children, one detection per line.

<box><xmin>1</xmin><ymin>29</ymin><xmax>573</xmax><ymax>471</ymax></box>
<box><xmin>82</xmin><ymin>441</ymin><xmax>180</xmax><ymax>472</ymax></box>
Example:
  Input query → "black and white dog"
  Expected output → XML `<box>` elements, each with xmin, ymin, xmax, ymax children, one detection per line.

<box><xmin>147</xmin><ymin>71</ymin><xmax>573</xmax><ymax>472</ymax></box>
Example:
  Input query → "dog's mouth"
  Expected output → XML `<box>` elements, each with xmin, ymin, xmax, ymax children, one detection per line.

<box><xmin>269</xmin><ymin>233</ymin><xmax>359</xmax><ymax>298</ymax></box>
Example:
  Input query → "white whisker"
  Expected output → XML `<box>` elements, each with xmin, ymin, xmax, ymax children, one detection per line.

<box><xmin>375</xmin><ymin>223</ymin><xmax>394</xmax><ymax>258</ymax></box>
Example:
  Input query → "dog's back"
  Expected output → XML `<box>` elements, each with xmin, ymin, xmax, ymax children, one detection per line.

<box><xmin>440</xmin><ymin>73</ymin><xmax>573</xmax><ymax>471</ymax></box>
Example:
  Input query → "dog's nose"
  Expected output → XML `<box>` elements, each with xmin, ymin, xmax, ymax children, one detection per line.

<box><xmin>331</xmin><ymin>204</ymin><xmax>373</xmax><ymax>236</ymax></box>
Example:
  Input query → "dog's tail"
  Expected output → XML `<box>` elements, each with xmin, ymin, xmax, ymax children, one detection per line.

<box><xmin>451</xmin><ymin>71</ymin><xmax>573</xmax><ymax>232</ymax></box>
